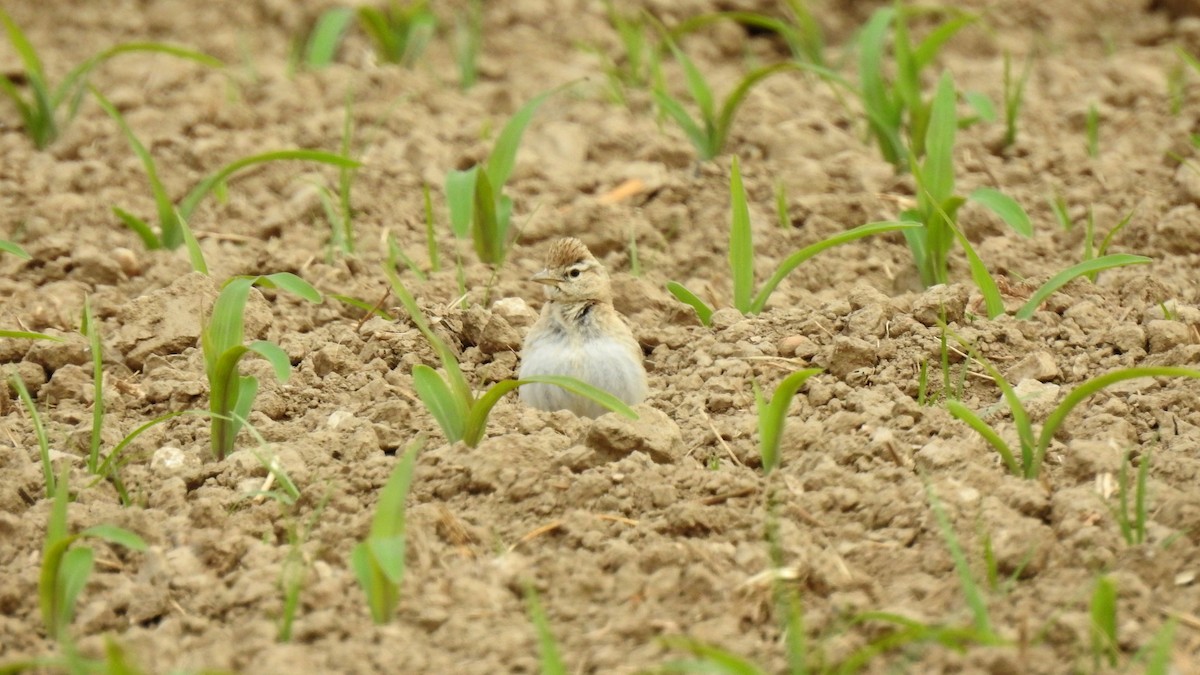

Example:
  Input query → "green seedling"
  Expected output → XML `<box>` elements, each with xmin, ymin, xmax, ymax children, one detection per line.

<box><xmin>651</xmin><ymin>36</ymin><xmax>820</xmax><ymax>160</ymax></box>
<box><xmin>1086</xmin><ymin>103</ymin><xmax>1100</xmax><ymax>158</ymax></box>
<box><xmin>903</xmin><ymin>72</ymin><xmax>1032</xmax><ymax>293</ymax></box>
<box><xmin>359</xmin><ymin>1</ymin><xmax>436</xmax><ymax>67</ymax></box>
<box><xmin>857</xmin><ymin>5</ymin><xmax>986</xmax><ymax>169</ymax></box>
<box><xmin>1136</xmin><ymin>619</ymin><xmax>1176</xmax><ymax>674</ymax></box>
<box><xmin>925</xmin><ymin>481</ymin><xmax>997</xmax><ymax>641</ymax></box>
<box><xmin>293</xmin><ymin>7</ymin><xmax>355</xmax><ymax>70</ymax></box>
<box><xmin>40</xmin><ymin>465</ymin><xmax>146</xmax><ymax>642</ymax></box>
<box><xmin>385</xmin><ymin>267</ymin><xmax>636</xmax><ymax>447</ymax></box>
<box><xmin>1110</xmin><ymin>449</ymin><xmax>1151</xmax><ymax>546</ymax></box>
<box><xmin>80</xmin><ymin>297</ymin><xmax>104</xmax><ymax>475</ymax></box>
<box><xmin>351</xmin><ymin>438</ymin><xmax>421</xmax><ymax>624</ymax></box>
<box><xmin>454</xmin><ymin>0</ymin><xmax>483</xmax><ymax>89</ymax></box>
<box><xmin>1081</xmin><ymin>206</ymin><xmax>1136</xmax><ymax>282</ymax></box>
<box><xmin>667</xmin><ymin>157</ymin><xmax>919</xmax><ymax>324</ymax></box>
<box><xmin>445</xmin><ymin>87</ymin><xmax>558</xmax><ymax>265</ymax></box>
<box><xmin>203</xmin><ymin>273</ymin><xmax>322</xmax><ymax>460</ymax></box>
<box><xmin>1090</xmin><ymin>575</ymin><xmax>1119</xmax><ymax>669</ymax></box>
<box><xmin>93</xmin><ymin>89</ymin><xmax>358</xmax><ymax>257</ymax></box>
<box><xmin>387</xmin><ymin>232</ymin><xmax>428</xmax><ymax>282</ymax></box>
<box><xmin>1168</xmin><ymin>60</ymin><xmax>1186</xmax><ymax>116</ymax></box>
<box><xmin>1000</xmin><ymin>52</ymin><xmax>1033</xmax><ymax>150</ymax></box>
<box><xmin>423</xmin><ymin>183</ymin><xmax>441</xmax><ymax>272</ymax></box>
<box><xmin>8</xmin><ymin>370</ymin><xmax>54</xmax><ymax>497</ymax></box>
<box><xmin>316</xmin><ymin>97</ymin><xmax>358</xmax><ymax>260</ymax></box>
<box><xmin>1047</xmin><ymin>191</ymin><xmax>1072</xmax><ymax>231</ymax></box>
<box><xmin>525</xmin><ymin>584</ymin><xmax>567</xmax><ymax>675</ymax></box>
<box><xmin>0</xmin><ymin>239</ymin><xmax>30</xmax><ymax>258</ymax></box>
<box><xmin>589</xmin><ymin>2</ymin><xmax>659</xmax><ymax>105</ymax></box>
<box><xmin>944</xmin><ymin>327</ymin><xmax>1200</xmax><ymax>479</ymax></box>
<box><xmin>0</xmin><ymin>7</ymin><xmax>221</xmax><ymax>149</ymax></box>
<box><xmin>754</xmin><ymin>369</ymin><xmax>822</xmax><ymax>474</ymax></box>
<box><xmin>671</xmin><ymin>0</ymin><xmax>826</xmax><ymax>68</ymax></box>
<box><xmin>0</xmin><ymin>329</ymin><xmax>61</xmax><ymax>341</ymax></box>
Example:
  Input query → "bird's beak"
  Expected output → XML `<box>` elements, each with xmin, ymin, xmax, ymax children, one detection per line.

<box><xmin>530</xmin><ymin>269</ymin><xmax>558</xmax><ymax>285</ymax></box>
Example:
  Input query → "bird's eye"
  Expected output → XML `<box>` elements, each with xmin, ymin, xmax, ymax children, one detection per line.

<box><xmin>568</xmin><ymin>268</ymin><xmax>581</xmax><ymax>278</ymax></box>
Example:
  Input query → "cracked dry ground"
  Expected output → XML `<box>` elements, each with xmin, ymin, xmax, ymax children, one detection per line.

<box><xmin>4</xmin><ymin>0</ymin><xmax>1200</xmax><ymax>673</ymax></box>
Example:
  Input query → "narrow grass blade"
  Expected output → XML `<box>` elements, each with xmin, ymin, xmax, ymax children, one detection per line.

<box><xmin>0</xmin><ymin>330</ymin><xmax>62</xmax><ymax>341</ymax></box>
<box><xmin>247</xmin><ymin>341</ymin><xmax>292</xmax><ymax>381</ymax></box>
<box><xmin>925</xmin><ymin>482</ymin><xmax>994</xmax><ymax>637</ymax></box>
<box><xmin>412</xmin><ymin>365</ymin><xmax>468</xmax><ymax>443</ymax></box>
<box><xmin>659</xmin><ymin>637</ymin><xmax>767</xmax><ymax>675</ymax></box>
<box><xmin>858</xmin><ymin>8</ymin><xmax>903</xmax><ymax>165</ymax></box>
<box><xmin>750</xmin><ymin>221</ymin><xmax>919</xmax><ymax>313</ymax></box>
<box><xmin>713</xmin><ymin>62</ymin><xmax>806</xmax><ymax>156</ymax></box>
<box><xmin>486</xmin><ymin>88</ymin><xmax>557</xmax><ymax>189</ymax></box>
<box><xmin>57</xmin><ymin>546</ymin><xmax>95</xmax><ymax>633</ymax></box>
<box><xmin>1035</xmin><ymin>367</ymin><xmax>1200</xmax><ymax>476</ymax></box>
<box><xmin>665</xmin><ymin>282</ymin><xmax>714</xmax><ymax>326</ymax></box>
<box><xmin>255</xmin><ymin>272</ymin><xmax>323</xmax><ymax>303</ymax></box>
<box><xmin>757</xmin><ymin>369</ymin><xmax>822</xmax><ymax>474</ymax></box>
<box><xmin>0</xmin><ymin>240</ymin><xmax>30</xmax><ymax>258</ymax></box>
<box><xmin>652</xmin><ymin>90</ymin><xmax>708</xmax><ymax>157</ymax></box>
<box><xmin>178</xmin><ymin>150</ymin><xmax>359</xmax><ymax>220</ymax></box>
<box><xmin>472</xmin><ymin>169</ymin><xmax>504</xmax><ymax>264</ymax></box>
<box><xmin>304</xmin><ymin>8</ymin><xmax>354</xmax><ymax>67</ymax></box>
<box><xmin>445</xmin><ymin>167</ymin><xmax>478</xmax><ymax>239</ymax></box>
<box><xmin>93</xmin><ymin>88</ymin><xmax>181</xmax><ymax>247</ymax></box>
<box><xmin>81</xmin><ymin>297</ymin><xmax>104</xmax><ymax>473</ymax></box>
<box><xmin>462</xmin><ymin>376</ymin><xmax>639</xmax><ymax>447</ymax></box>
<box><xmin>729</xmin><ymin>157</ymin><xmax>753</xmax><ymax>313</ymax></box>
<box><xmin>111</xmin><ymin>207</ymin><xmax>162</xmax><ymax>250</ymax></box>
<box><xmin>1090</xmin><ymin>576</ymin><xmax>1119</xmax><ymax>667</ymax></box>
<box><xmin>8</xmin><ymin>372</ymin><xmax>54</xmax><ymax>497</ymax></box>
<box><xmin>911</xmin><ymin>14</ymin><xmax>975</xmax><ymax>70</ymax></box>
<box><xmin>923</xmin><ymin>73</ymin><xmax>958</xmax><ymax>206</ymax></box>
<box><xmin>423</xmin><ymin>183</ymin><xmax>440</xmax><ymax>271</ymax></box>
<box><xmin>1014</xmin><ymin>254</ymin><xmax>1151</xmax><ymax>320</ymax></box>
<box><xmin>525</xmin><ymin>585</ymin><xmax>567</xmax><ymax>675</ymax></box>
<box><xmin>951</xmin><ymin>225</ymin><xmax>1006</xmax><ymax>319</ymax></box>
<box><xmin>384</xmin><ymin>265</ymin><xmax>474</xmax><ymax>406</ymax></box>
<box><xmin>946</xmin><ymin>402</ymin><xmax>1020</xmax><ymax>475</ymax></box>
<box><xmin>94</xmin><ymin>410</ymin><xmax>197</xmax><ymax>480</ymax></box>
<box><xmin>967</xmin><ymin>187</ymin><xmax>1032</xmax><ymax>237</ymax></box>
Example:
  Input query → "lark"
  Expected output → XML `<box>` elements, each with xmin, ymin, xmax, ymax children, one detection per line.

<box><xmin>519</xmin><ymin>237</ymin><xmax>648</xmax><ymax>417</ymax></box>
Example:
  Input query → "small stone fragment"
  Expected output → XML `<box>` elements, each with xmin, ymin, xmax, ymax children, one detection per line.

<box><xmin>1005</xmin><ymin>351</ymin><xmax>1060</xmax><ymax>383</ymax></box>
<box><xmin>585</xmin><ymin>404</ymin><xmax>684</xmax><ymax>464</ymax></box>
<box><xmin>911</xmin><ymin>284</ymin><xmax>968</xmax><ymax>326</ymax></box>
<box><xmin>1146</xmin><ymin>319</ymin><xmax>1191</xmax><ymax>353</ymax></box>
<box><xmin>826</xmin><ymin>336</ymin><xmax>877</xmax><ymax>379</ymax></box>
<box><xmin>491</xmin><ymin>297</ymin><xmax>538</xmax><ymax>329</ymax></box>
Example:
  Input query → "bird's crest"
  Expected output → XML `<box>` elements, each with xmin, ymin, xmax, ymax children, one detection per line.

<box><xmin>544</xmin><ymin>237</ymin><xmax>594</xmax><ymax>269</ymax></box>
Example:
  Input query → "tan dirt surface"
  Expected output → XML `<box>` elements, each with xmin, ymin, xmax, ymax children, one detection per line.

<box><xmin>3</xmin><ymin>0</ymin><xmax>1200</xmax><ymax>673</ymax></box>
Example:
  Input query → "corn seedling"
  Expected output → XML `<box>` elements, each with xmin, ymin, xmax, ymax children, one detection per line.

<box><xmin>1047</xmin><ymin>191</ymin><xmax>1072</xmax><ymax>231</ymax></box>
<box><xmin>0</xmin><ymin>239</ymin><xmax>29</xmax><ymax>258</ymax></box>
<box><xmin>525</xmin><ymin>584</ymin><xmax>567</xmax><ymax>675</ymax></box>
<box><xmin>856</xmin><ymin>5</ymin><xmax>986</xmax><ymax>169</ymax></box>
<box><xmin>944</xmin><ymin>327</ymin><xmax>1200</xmax><ymax>479</ymax></box>
<box><xmin>292</xmin><ymin>7</ymin><xmax>355</xmax><ymax>71</ymax></box>
<box><xmin>0</xmin><ymin>7</ymin><xmax>221</xmax><ymax>149</ymax></box>
<box><xmin>1085</xmin><ymin>103</ymin><xmax>1100</xmax><ymax>158</ymax></box>
<box><xmin>1090</xmin><ymin>575</ymin><xmax>1119</xmax><ymax>669</ymax></box>
<box><xmin>316</xmin><ymin>98</ymin><xmax>358</xmax><ymax>261</ymax></box>
<box><xmin>903</xmin><ymin>72</ymin><xmax>1032</xmax><ymax>293</ymax></box>
<box><xmin>1135</xmin><ymin>619</ymin><xmax>1176</xmax><ymax>674</ymax></box>
<box><xmin>925</xmin><ymin>481</ymin><xmax>998</xmax><ymax>642</ymax></box>
<box><xmin>385</xmin><ymin>267</ymin><xmax>636</xmax><ymax>447</ymax></box>
<box><xmin>651</xmin><ymin>35</ymin><xmax>824</xmax><ymax>161</ymax></box>
<box><xmin>445</xmin><ymin>87</ymin><xmax>557</xmax><ymax>265</ymax></box>
<box><xmin>8</xmin><ymin>370</ymin><xmax>54</xmax><ymax>497</ymax></box>
<box><xmin>672</xmin><ymin>0</ymin><xmax>827</xmax><ymax>68</ymax></box>
<box><xmin>80</xmin><ymin>297</ymin><xmax>104</xmax><ymax>475</ymax></box>
<box><xmin>94</xmin><ymin>89</ymin><xmax>358</xmax><ymax>258</ymax></box>
<box><xmin>590</xmin><ymin>2</ymin><xmax>659</xmax><ymax>105</ymax></box>
<box><xmin>755</xmin><ymin>368</ymin><xmax>822</xmax><ymax>474</ymax></box>
<box><xmin>667</xmin><ymin>157</ymin><xmax>919</xmax><ymax>324</ymax></box>
<box><xmin>1110</xmin><ymin>449</ymin><xmax>1151</xmax><ymax>546</ymax></box>
<box><xmin>276</xmin><ymin>481</ymin><xmax>332</xmax><ymax>642</ymax></box>
<box><xmin>1000</xmin><ymin>52</ymin><xmax>1033</xmax><ymax>150</ymax></box>
<box><xmin>423</xmin><ymin>183</ymin><xmax>441</xmax><ymax>272</ymax></box>
<box><xmin>359</xmin><ymin>1</ymin><xmax>436</xmax><ymax>67</ymax></box>
<box><xmin>40</xmin><ymin>465</ymin><xmax>146</xmax><ymax>642</ymax></box>
<box><xmin>352</xmin><ymin>438</ymin><xmax>421</xmax><ymax>624</ymax></box>
<box><xmin>454</xmin><ymin>0</ymin><xmax>483</xmax><ymax>89</ymax></box>
<box><xmin>203</xmin><ymin>273</ymin><xmax>322</xmax><ymax>460</ymax></box>
<box><xmin>0</xmin><ymin>329</ymin><xmax>61</xmax><ymax>341</ymax></box>
<box><xmin>1081</xmin><ymin>206</ymin><xmax>1136</xmax><ymax>282</ymax></box>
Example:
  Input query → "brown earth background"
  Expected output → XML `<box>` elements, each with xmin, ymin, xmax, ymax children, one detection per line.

<box><xmin>3</xmin><ymin>0</ymin><xmax>1200</xmax><ymax>673</ymax></box>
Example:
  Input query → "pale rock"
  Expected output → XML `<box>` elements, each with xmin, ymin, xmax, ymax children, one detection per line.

<box><xmin>585</xmin><ymin>404</ymin><xmax>685</xmax><ymax>464</ymax></box>
<box><xmin>826</xmin><ymin>336</ymin><xmax>877</xmax><ymax>379</ymax></box>
<box><xmin>151</xmin><ymin>446</ymin><xmax>199</xmax><ymax>473</ymax></box>
<box><xmin>491</xmin><ymin>296</ymin><xmax>538</xmax><ymax>329</ymax></box>
<box><xmin>911</xmin><ymin>284</ymin><xmax>968</xmax><ymax>326</ymax></box>
<box><xmin>915</xmin><ymin>440</ymin><xmax>970</xmax><ymax>469</ymax></box>
<box><xmin>1005</xmin><ymin>351</ymin><xmax>1060</xmax><ymax>383</ymax></box>
<box><xmin>1146</xmin><ymin>319</ymin><xmax>1191</xmax><ymax>353</ymax></box>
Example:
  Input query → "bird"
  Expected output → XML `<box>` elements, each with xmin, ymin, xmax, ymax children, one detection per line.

<box><xmin>518</xmin><ymin>237</ymin><xmax>648</xmax><ymax>417</ymax></box>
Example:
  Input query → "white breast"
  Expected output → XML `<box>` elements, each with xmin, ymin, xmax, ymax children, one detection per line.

<box><xmin>519</xmin><ymin>333</ymin><xmax>647</xmax><ymax>417</ymax></box>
